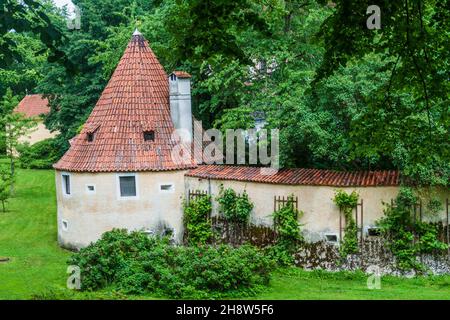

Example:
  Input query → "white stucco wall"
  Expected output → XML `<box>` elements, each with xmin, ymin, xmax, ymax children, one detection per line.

<box><xmin>56</xmin><ymin>170</ymin><xmax>188</xmax><ymax>249</ymax></box>
<box><xmin>185</xmin><ymin>177</ymin><xmax>449</xmax><ymax>242</ymax></box>
<box><xmin>55</xmin><ymin>169</ymin><xmax>449</xmax><ymax>249</ymax></box>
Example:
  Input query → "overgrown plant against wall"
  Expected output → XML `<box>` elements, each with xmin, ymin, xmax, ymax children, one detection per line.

<box><xmin>333</xmin><ymin>190</ymin><xmax>359</xmax><ymax>258</ymax></box>
<box><xmin>377</xmin><ymin>187</ymin><xmax>448</xmax><ymax>271</ymax></box>
<box><xmin>183</xmin><ymin>194</ymin><xmax>213</xmax><ymax>245</ymax></box>
<box><xmin>268</xmin><ymin>195</ymin><xmax>304</xmax><ymax>266</ymax></box>
<box><xmin>216</xmin><ymin>185</ymin><xmax>254</xmax><ymax>224</ymax></box>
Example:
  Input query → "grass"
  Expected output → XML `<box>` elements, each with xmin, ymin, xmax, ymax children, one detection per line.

<box><xmin>0</xmin><ymin>168</ymin><xmax>70</xmax><ymax>299</ymax></box>
<box><xmin>0</xmin><ymin>167</ymin><xmax>449</xmax><ymax>300</ymax></box>
<box><xmin>256</xmin><ymin>268</ymin><xmax>450</xmax><ymax>300</ymax></box>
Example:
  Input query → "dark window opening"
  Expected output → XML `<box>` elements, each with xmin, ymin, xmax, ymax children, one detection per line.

<box><xmin>160</xmin><ymin>184</ymin><xmax>174</xmax><ymax>192</ymax></box>
<box><xmin>325</xmin><ymin>234</ymin><xmax>338</xmax><ymax>242</ymax></box>
<box><xmin>87</xmin><ymin>133</ymin><xmax>94</xmax><ymax>142</ymax></box>
<box><xmin>144</xmin><ymin>131</ymin><xmax>155</xmax><ymax>141</ymax></box>
<box><xmin>62</xmin><ymin>174</ymin><xmax>70</xmax><ymax>195</ymax></box>
<box><xmin>368</xmin><ymin>228</ymin><xmax>381</xmax><ymax>237</ymax></box>
<box><xmin>119</xmin><ymin>176</ymin><xmax>136</xmax><ymax>197</ymax></box>
<box><xmin>170</xmin><ymin>74</ymin><xmax>177</xmax><ymax>81</ymax></box>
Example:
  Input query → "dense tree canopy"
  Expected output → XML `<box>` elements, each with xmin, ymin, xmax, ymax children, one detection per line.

<box><xmin>0</xmin><ymin>0</ymin><xmax>448</xmax><ymax>187</ymax></box>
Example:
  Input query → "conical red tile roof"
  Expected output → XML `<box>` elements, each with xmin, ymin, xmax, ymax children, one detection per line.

<box><xmin>54</xmin><ymin>32</ymin><xmax>196</xmax><ymax>172</ymax></box>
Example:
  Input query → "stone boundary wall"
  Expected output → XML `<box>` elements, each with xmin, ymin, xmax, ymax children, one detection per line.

<box><xmin>191</xmin><ymin>217</ymin><xmax>450</xmax><ymax>275</ymax></box>
<box><xmin>294</xmin><ymin>238</ymin><xmax>450</xmax><ymax>276</ymax></box>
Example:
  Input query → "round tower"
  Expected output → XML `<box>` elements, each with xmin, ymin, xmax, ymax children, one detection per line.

<box><xmin>53</xmin><ymin>31</ymin><xmax>195</xmax><ymax>249</ymax></box>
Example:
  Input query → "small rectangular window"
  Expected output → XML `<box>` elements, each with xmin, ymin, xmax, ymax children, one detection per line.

<box><xmin>325</xmin><ymin>234</ymin><xmax>338</xmax><ymax>243</ymax></box>
<box><xmin>144</xmin><ymin>131</ymin><xmax>155</xmax><ymax>141</ymax></box>
<box><xmin>87</xmin><ymin>133</ymin><xmax>94</xmax><ymax>142</ymax></box>
<box><xmin>86</xmin><ymin>185</ymin><xmax>95</xmax><ymax>194</ymax></box>
<box><xmin>160</xmin><ymin>184</ymin><xmax>174</xmax><ymax>192</ymax></box>
<box><xmin>62</xmin><ymin>220</ymin><xmax>68</xmax><ymax>231</ymax></box>
<box><xmin>62</xmin><ymin>174</ymin><xmax>71</xmax><ymax>195</ymax></box>
<box><xmin>119</xmin><ymin>176</ymin><xmax>136</xmax><ymax>197</ymax></box>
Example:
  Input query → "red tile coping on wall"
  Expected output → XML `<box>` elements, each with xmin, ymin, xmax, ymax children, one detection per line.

<box><xmin>15</xmin><ymin>94</ymin><xmax>50</xmax><ymax>118</ymax></box>
<box><xmin>53</xmin><ymin>32</ymin><xmax>196</xmax><ymax>173</ymax></box>
<box><xmin>186</xmin><ymin>165</ymin><xmax>400</xmax><ymax>187</ymax></box>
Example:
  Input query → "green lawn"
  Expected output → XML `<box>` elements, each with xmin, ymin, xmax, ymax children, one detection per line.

<box><xmin>0</xmin><ymin>169</ymin><xmax>70</xmax><ymax>299</ymax></box>
<box><xmin>0</xmin><ymin>168</ymin><xmax>449</xmax><ymax>300</ymax></box>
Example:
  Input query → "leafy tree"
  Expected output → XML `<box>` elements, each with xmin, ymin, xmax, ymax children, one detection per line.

<box><xmin>0</xmin><ymin>89</ymin><xmax>35</xmax><ymax>191</ymax></box>
<box><xmin>0</xmin><ymin>167</ymin><xmax>12</xmax><ymax>212</ymax></box>
<box><xmin>315</xmin><ymin>0</ymin><xmax>449</xmax><ymax>185</ymax></box>
<box><xmin>0</xmin><ymin>0</ymin><xmax>72</xmax><ymax>69</ymax></box>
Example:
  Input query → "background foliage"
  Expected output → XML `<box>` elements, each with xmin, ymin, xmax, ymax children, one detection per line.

<box><xmin>1</xmin><ymin>0</ymin><xmax>448</xmax><ymax>188</ymax></box>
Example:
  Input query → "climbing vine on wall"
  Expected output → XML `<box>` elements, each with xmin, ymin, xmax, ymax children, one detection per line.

<box><xmin>377</xmin><ymin>187</ymin><xmax>448</xmax><ymax>271</ymax></box>
<box><xmin>183</xmin><ymin>194</ymin><xmax>213</xmax><ymax>245</ymax></box>
<box><xmin>268</xmin><ymin>194</ymin><xmax>304</xmax><ymax>265</ymax></box>
<box><xmin>216</xmin><ymin>185</ymin><xmax>254</xmax><ymax>224</ymax></box>
<box><xmin>273</xmin><ymin>195</ymin><xmax>303</xmax><ymax>246</ymax></box>
<box><xmin>333</xmin><ymin>190</ymin><xmax>359</xmax><ymax>258</ymax></box>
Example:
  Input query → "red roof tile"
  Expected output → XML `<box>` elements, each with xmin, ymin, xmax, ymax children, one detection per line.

<box><xmin>186</xmin><ymin>165</ymin><xmax>400</xmax><ymax>187</ymax></box>
<box><xmin>54</xmin><ymin>32</ymin><xmax>196</xmax><ymax>172</ymax></box>
<box><xmin>15</xmin><ymin>94</ymin><xmax>50</xmax><ymax>118</ymax></box>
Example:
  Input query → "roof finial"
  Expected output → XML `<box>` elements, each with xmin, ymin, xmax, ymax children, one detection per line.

<box><xmin>133</xmin><ymin>28</ymin><xmax>142</xmax><ymax>36</ymax></box>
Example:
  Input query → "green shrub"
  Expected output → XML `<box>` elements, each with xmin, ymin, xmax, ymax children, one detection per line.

<box><xmin>264</xmin><ymin>244</ymin><xmax>296</xmax><ymax>266</ymax></box>
<box><xmin>68</xmin><ymin>229</ymin><xmax>158</xmax><ymax>290</ymax></box>
<box><xmin>17</xmin><ymin>138</ymin><xmax>59</xmax><ymax>169</ymax></box>
<box><xmin>183</xmin><ymin>195</ymin><xmax>213</xmax><ymax>245</ymax></box>
<box><xmin>69</xmin><ymin>229</ymin><xmax>274</xmax><ymax>299</ymax></box>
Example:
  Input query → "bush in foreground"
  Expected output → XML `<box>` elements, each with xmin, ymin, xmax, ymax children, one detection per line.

<box><xmin>69</xmin><ymin>229</ymin><xmax>274</xmax><ymax>299</ymax></box>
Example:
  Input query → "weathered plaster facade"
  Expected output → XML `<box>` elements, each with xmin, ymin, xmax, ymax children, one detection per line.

<box><xmin>57</xmin><ymin>171</ymin><xmax>448</xmax><ymax>249</ymax></box>
<box><xmin>185</xmin><ymin>177</ymin><xmax>449</xmax><ymax>242</ymax></box>
<box><xmin>56</xmin><ymin>170</ymin><xmax>187</xmax><ymax>249</ymax></box>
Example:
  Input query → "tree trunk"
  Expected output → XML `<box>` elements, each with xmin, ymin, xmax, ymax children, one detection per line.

<box><xmin>8</xmin><ymin>143</ymin><xmax>14</xmax><ymax>195</ymax></box>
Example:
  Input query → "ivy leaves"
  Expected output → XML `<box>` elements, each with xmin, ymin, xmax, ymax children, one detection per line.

<box><xmin>273</xmin><ymin>195</ymin><xmax>303</xmax><ymax>245</ymax></box>
<box><xmin>333</xmin><ymin>190</ymin><xmax>359</xmax><ymax>257</ymax></box>
<box><xmin>216</xmin><ymin>185</ymin><xmax>254</xmax><ymax>224</ymax></box>
<box><xmin>377</xmin><ymin>187</ymin><xmax>448</xmax><ymax>271</ymax></box>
